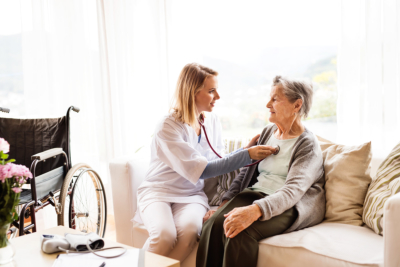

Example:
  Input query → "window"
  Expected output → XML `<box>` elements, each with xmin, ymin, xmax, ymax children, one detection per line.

<box><xmin>0</xmin><ymin>1</ymin><xmax>24</xmax><ymax>117</ymax></box>
<box><xmin>170</xmin><ymin>0</ymin><xmax>339</xmax><ymax>141</ymax></box>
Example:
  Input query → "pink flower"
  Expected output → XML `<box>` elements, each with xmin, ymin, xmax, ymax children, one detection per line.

<box><xmin>0</xmin><ymin>163</ymin><xmax>32</xmax><ymax>183</ymax></box>
<box><xmin>0</xmin><ymin>138</ymin><xmax>10</xmax><ymax>154</ymax></box>
<box><xmin>12</xmin><ymin>187</ymin><xmax>22</xmax><ymax>193</ymax></box>
<box><xmin>0</xmin><ymin>165</ymin><xmax>9</xmax><ymax>182</ymax></box>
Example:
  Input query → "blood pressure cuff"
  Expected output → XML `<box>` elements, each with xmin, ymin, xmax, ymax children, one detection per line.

<box><xmin>65</xmin><ymin>232</ymin><xmax>105</xmax><ymax>251</ymax></box>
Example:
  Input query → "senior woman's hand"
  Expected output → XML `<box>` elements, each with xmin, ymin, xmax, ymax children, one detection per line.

<box><xmin>223</xmin><ymin>204</ymin><xmax>262</xmax><ymax>238</ymax></box>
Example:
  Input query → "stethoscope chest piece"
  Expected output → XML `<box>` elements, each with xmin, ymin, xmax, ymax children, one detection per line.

<box><xmin>199</xmin><ymin>114</ymin><xmax>281</xmax><ymax>166</ymax></box>
<box><xmin>273</xmin><ymin>145</ymin><xmax>280</xmax><ymax>155</ymax></box>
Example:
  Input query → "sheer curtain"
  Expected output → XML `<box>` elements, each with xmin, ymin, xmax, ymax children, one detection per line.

<box><xmin>99</xmin><ymin>0</ymin><xmax>172</xmax><ymax>158</ymax></box>
<box><xmin>21</xmin><ymin>0</ymin><xmax>111</xmax><ymax>175</ymax></box>
<box><xmin>20</xmin><ymin>0</ymin><xmax>172</xmax><ymax>170</ymax></box>
<box><xmin>337</xmin><ymin>0</ymin><xmax>400</xmax><ymax>156</ymax></box>
<box><xmin>19</xmin><ymin>0</ymin><xmax>172</xmax><ymax>226</ymax></box>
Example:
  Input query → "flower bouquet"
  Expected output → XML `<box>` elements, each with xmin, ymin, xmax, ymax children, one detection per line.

<box><xmin>0</xmin><ymin>138</ymin><xmax>32</xmax><ymax>263</ymax></box>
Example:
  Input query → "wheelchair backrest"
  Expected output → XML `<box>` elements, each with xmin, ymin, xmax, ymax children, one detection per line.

<box><xmin>0</xmin><ymin>116</ymin><xmax>69</xmax><ymax>177</ymax></box>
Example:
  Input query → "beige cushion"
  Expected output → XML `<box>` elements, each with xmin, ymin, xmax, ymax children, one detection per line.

<box><xmin>363</xmin><ymin>141</ymin><xmax>400</xmax><ymax>235</ymax></box>
<box><xmin>316</xmin><ymin>136</ymin><xmax>372</xmax><ymax>226</ymax></box>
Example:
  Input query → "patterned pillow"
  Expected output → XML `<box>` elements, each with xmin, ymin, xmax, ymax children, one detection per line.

<box><xmin>208</xmin><ymin>138</ymin><xmax>250</xmax><ymax>206</ymax></box>
<box><xmin>363</xmin><ymin>142</ymin><xmax>400</xmax><ymax>235</ymax></box>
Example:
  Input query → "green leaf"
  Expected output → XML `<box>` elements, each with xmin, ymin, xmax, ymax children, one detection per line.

<box><xmin>1</xmin><ymin>153</ymin><xmax>8</xmax><ymax>160</ymax></box>
<box><xmin>5</xmin><ymin>159</ymin><xmax>15</xmax><ymax>164</ymax></box>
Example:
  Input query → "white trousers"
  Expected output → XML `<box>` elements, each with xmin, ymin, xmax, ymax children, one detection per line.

<box><xmin>140</xmin><ymin>202</ymin><xmax>207</xmax><ymax>263</ymax></box>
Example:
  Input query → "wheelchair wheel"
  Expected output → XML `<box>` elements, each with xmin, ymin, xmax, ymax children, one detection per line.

<box><xmin>57</xmin><ymin>163</ymin><xmax>107</xmax><ymax>237</ymax></box>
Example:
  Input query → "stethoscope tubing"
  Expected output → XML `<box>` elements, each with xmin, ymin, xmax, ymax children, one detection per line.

<box><xmin>198</xmin><ymin>118</ymin><xmax>274</xmax><ymax>167</ymax></box>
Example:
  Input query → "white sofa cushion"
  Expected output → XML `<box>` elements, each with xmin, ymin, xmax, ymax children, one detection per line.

<box><xmin>261</xmin><ymin>222</ymin><xmax>383</xmax><ymax>265</ymax></box>
<box><xmin>257</xmin><ymin>245</ymin><xmax>381</xmax><ymax>267</ymax></box>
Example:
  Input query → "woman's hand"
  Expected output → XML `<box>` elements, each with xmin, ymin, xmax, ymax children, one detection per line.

<box><xmin>203</xmin><ymin>199</ymin><xmax>229</xmax><ymax>223</ymax></box>
<box><xmin>218</xmin><ymin>199</ymin><xmax>229</xmax><ymax>209</ymax></box>
<box><xmin>247</xmin><ymin>145</ymin><xmax>276</xmax><ymax>160</ymax></box>
<box><xmin>223</xmin><ymin>204</ymin><xmax>262</xmax><ymax>238</ymax></box>
<box><xmin>203</xmin><ymin>199</ymin><xmax>230</xmax><ymax>224</ymax></box>
<box><xmin>244</xmin><ymin>134</ymin><xmax>260</xmax><ymax>149</ymax></box>
<box><xmin>203</xmin><ymin>210</ymin><xmax>216</xmax><ymax>223</ymax></box>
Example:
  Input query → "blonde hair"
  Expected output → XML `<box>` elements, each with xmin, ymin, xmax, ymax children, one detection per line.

<box><xmin>171</xmin><ymin>63</ymin><xmax>218</xmax><ymax>126</ymax></box>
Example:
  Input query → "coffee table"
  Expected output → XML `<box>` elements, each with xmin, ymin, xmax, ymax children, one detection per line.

<box><xmin>8</xmin><ymin>226</ymin><xmax>180</xmax><ymax>267</ymax></box>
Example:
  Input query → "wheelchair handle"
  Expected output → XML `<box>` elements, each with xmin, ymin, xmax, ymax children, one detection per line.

<box><xmin>71</xmin><ymin>106</ymin><xmax>80</xmax><ymax>113</ymax></box>
<box><xmin>0</xmin><ymin>107</ymin><xmax>10</xmax><ymax>113</ymax></box>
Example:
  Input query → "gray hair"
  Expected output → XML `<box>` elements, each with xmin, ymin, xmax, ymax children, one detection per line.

<box><xmin>272</xmin><ymin>75</ymin><xmax>313</xmax><ymax>119</ymax></box>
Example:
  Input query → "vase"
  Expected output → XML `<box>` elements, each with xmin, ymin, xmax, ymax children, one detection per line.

<box><xmin>0</xmin><ymin>225</ymin><xmax>14</xmax><ymax>265</ymax></box>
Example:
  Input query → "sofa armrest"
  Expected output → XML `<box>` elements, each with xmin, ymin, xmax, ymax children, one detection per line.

<box><xmin>384</xmin><ymin>193</ymin><xmax>400</xmax><ymax>267</ymax></box>
<box><xmin>109</xmin><ymin>157</ymin><xmax>150</xmax><ymax>246</ymax></box>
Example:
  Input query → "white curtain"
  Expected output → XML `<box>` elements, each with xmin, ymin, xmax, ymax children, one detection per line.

<box><xmin>19</xmin><ymin>0</ymin><xmax>173</xmax><ymax>225</ymax></box>
<box><xmin>337</xmin><ymin>0</ymin><xmax>400</xmax><ymax>156</ymax></box>
<box><xmin>20</xmin><ymin>0</ymin><xmax>172</xmax><ymax>173</ymax></box>
<box><xmin>21</xmin><ymin>0</ymin><xmax>111</xmax><ymax>175</ymax></box>
<box><xmin>99</xmin><ymin>0</ymin><xmax>172</xmax><ymax>158</ymax></box>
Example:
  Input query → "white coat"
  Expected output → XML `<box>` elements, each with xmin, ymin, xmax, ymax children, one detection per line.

<box><xmin>134</xmin><ymin>112</ymin><xmax>225</xmax><ymax>223</ymax></box>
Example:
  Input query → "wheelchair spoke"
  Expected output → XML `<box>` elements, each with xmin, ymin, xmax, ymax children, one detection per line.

<box><xmin>62</xmin><ymin>168</ymin><xmax>106</xmax><ymax>236</ymax></box>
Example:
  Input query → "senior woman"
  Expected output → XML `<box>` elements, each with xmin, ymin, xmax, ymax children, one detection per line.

<box><xmin>196</xmin><ymin>76</ymin><xmax>325</xmax><ymax>267</ymax></box>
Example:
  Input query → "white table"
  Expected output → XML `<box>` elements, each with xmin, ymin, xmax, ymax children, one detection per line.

<box><xmin>8</xmin><ymin>226</ymin><xmax>180</xmax><ymax>267</ymax></box>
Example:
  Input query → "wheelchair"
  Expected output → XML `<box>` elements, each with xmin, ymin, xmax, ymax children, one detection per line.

<box><xmin>0</xmin><ymin>106</ymin><xmax>107</xmax><ymax>237</ymax></box>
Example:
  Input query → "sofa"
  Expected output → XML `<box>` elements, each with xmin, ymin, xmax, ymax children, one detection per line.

<box><xmin>109</xmin><ymin>142</ymin><xmax>400</xmax><ymax>267</ymax></box>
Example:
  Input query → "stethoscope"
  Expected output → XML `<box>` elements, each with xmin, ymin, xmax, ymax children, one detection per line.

<box><xmin>198</xmin><ymin>114</ymin><xmax>280</xmax><ymax>167</ymax></box>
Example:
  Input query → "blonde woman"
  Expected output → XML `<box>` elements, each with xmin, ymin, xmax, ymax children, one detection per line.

<box><xmin>134</xmin><ymin>63</ymin><xmax>275</xmax><ymax>262</ymax></box>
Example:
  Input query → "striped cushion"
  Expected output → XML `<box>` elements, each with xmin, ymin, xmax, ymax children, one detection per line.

<box><xmin>363</xmin><ymin>142</ymin><xmax>400</xmax><ymax>235</ymax></box>
<box><xmin>208</xmin><ymin>138</ymin><xmax>250</xmax><ymax>206</ymax></box>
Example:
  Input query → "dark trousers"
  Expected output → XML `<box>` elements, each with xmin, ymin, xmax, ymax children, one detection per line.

<box><xmin>196</xmin><ymin>189</ymin><xmax>298</xmax><ymax>267</ymax></box>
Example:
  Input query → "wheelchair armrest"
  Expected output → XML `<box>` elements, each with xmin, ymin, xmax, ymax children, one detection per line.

<box><xmin>31</xmin><ymin>148</ymin><xmax>64</xmax><ymax>161</ymax></box>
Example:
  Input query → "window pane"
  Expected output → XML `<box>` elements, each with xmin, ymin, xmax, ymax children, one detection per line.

<box><xmin>170</xmin><ymin>0</ymin><xmax>339</xmax><ymax>142</ymax></box>
<box><xmin>0</xmin><ymin>0</ymin><xmax>24</xmax><ymax>117</ymax></box>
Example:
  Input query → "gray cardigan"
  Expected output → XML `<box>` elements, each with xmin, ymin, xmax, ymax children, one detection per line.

<box><xmin>222</xmin><ymin>124</ymin><xmax>325</xmax><ymax>233</ymax></box>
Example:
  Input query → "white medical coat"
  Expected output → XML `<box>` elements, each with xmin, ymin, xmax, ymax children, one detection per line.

<box><xmin>134</xmin><ymin>112</ymin><xmax>225</xmax><ymax>222</ymax></box>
